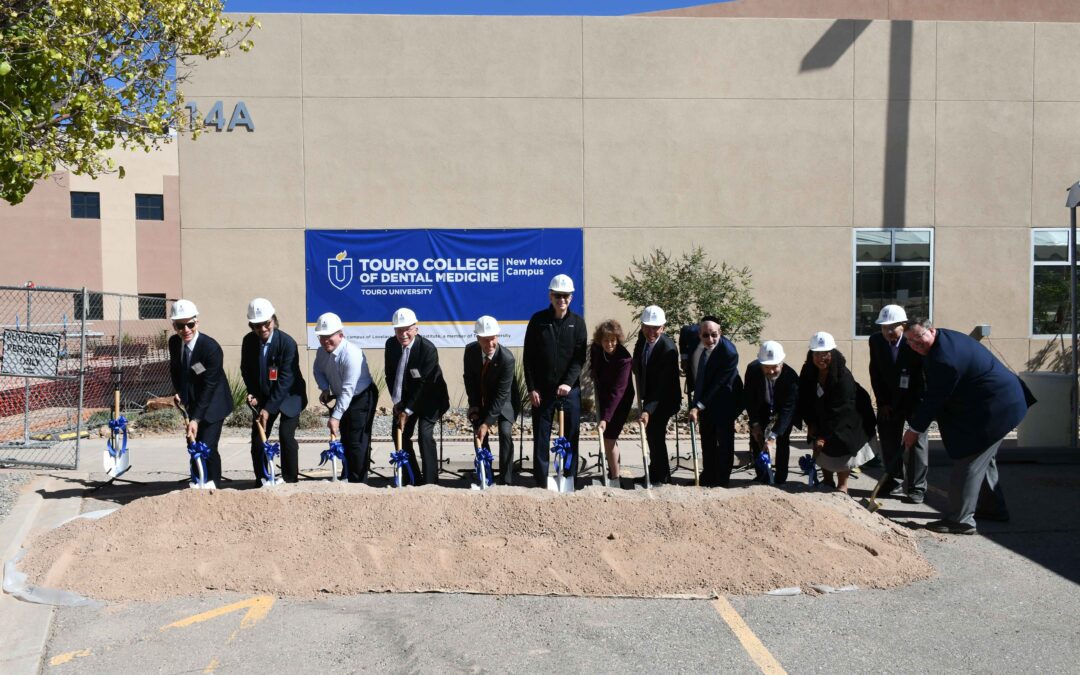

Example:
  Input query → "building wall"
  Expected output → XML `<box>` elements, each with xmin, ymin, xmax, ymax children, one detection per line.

<box><xmin>177</xmin><ymin>14</ymin><xmax>1080</xmax><ymax>404</ymax></box>
<box><xmin>0</xmin><ymin>144</ymin><xmax>181</xmax><ymax>299</ymax></box>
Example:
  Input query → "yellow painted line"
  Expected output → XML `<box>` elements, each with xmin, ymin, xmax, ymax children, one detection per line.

<box><xmin>712</xmin><ymin>597</ymin><xmax>787</xmax><ymax>675</ymax></box>
<box><xmin>49</xmin><ymin>649</ymin><xmax>92</xmax><ymax>666</ymax></box>
<box><xmin>203</xmin><ymin>657</ymin><xmax>220</xmax><ymax>673</ymax></box>
<box><xmin>160</xmin><ymin>596</ymin><xmax>275</xmax><ymax>632</ymax></box>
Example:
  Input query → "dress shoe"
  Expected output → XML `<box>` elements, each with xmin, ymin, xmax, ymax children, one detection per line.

<box><xmin>925</xmin><ymin>519</ymin><xmax>977</xmax><ymax>535</ymax></box>
<box><xmin>903</xmin><ymin>492</ymin><xmax>925</xmax><ymax>504</ymax></box>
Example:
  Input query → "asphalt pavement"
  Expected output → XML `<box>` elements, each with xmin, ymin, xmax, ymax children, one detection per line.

<box><xmin>3</xmin><ymin>435</ymin><xmax>1079</xmax><ymax>674</ymax></box>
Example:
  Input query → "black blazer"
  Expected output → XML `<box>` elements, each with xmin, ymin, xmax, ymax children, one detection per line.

<box><xmin>678</xmin><ymin>324</ymin><xmax>700</xmax><ymax>396</ymax></box>
<box><xmin>691</xmin><ymin>336</ymin><xmax>744</xmax><ymax>425</ymax></box>
<box><xmin>240</xmin><ymin>329</ymin><xmax>308</xmax><ymax>418</ymax></box>
<box><xmin>868</xmin><ymin>332</ymin><xmax>924</xmax><ymax>421</ymax></box>
<box><xmin>632</xmin><ymin>331</ymin><xmax>681</xmax><ymax>417</ymax></box>
<box><xmin>797</xmin><ymin>351</ymin><xmax>873</xmax><ymax>457</ymax></box>
<box><xmin>169</xmin><ymin>333</ymin><xmax>233</xmax><ymax>424</ymax></box>
<box><xmin>384</xmin><ymin>334</ymin><xmax>450</xmax><ymax>418</ymax></box>
<box><xmin>744</xmin><ymin>360</ymin><xmax>800</xmax><ymax>436</ymax></box>
<box><xmin>463</xmin><ymin>341</ymin><xmax>516</xmax><ymax>426</ymax></box>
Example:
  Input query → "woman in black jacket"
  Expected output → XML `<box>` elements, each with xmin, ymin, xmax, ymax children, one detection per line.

<box><xmin>589</xmin><ymin>319</ymin><xmax>635</xmax><ymax>485</ymax></box>
<box><xmin>797</xmin><ymin>331</ymin><xmax>875</xmax><ymax>493</ymax></box>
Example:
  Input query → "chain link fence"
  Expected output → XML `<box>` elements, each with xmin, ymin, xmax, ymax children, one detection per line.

<box><xmin>0</xmin><ymin>285</ymin><xmax>176</xmax><ymax>469</ymax></box>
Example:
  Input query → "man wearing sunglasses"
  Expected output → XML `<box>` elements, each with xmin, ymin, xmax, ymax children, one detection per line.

<box><xmin>240</xmin><ymin>298</ymin><xmax>308</xmax><ymax>484</ymax></box>
<box><xmin>168</xmin><ymin>299</ymin><xmax>234</xmax><ymax>489</ymax></box>
<box><xmin>523</xmin><ymin>274</ymin><xmax>587</xmax><ymax>489</ymax></box>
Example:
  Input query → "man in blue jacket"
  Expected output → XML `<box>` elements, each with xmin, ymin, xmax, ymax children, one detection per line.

<box><xmin>903</xmin><ymin>318</ymin><xmax>1034</xmax><ymax>535</ymax></box>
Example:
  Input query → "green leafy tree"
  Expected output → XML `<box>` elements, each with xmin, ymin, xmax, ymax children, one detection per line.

<box><xmin>0</xmin><ymin>0</ymin><xmax>258</xmax><ymax>204</ymax></box>
<box><xmin>611</xmin><ymin>246</ymin><xmax>769</xmax><ymax>344</ymax></box>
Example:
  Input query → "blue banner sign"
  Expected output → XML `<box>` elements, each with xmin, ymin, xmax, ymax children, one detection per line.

<box><xmin>305</xmin><ymin>229</ymin><xmax>584</xmax><ymax>348</ymax></box>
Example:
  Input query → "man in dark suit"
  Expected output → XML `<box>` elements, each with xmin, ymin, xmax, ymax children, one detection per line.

<box><xmin>523</xmin><ymin>274</ymin><xmax>588</xmax><ymax>488</ymax></box>
<box><xmin>904</xmin><ymin>318</ymin><xmax>1035</xmax><ymax>535</ymax></box>
<box><xmin>632</xmin><ymin>305</ymin><xmax>681</xmax><ymax>485</ymax></box>
<box><xmin>385</xmin><ymin>307</ymin><xmax>450</xmax><ymax>485</ymax></box>
<box><xmin>869</xmin><ymin>304</ymin><xmax>927</xmax><ymax>503</ymax></box>
<box><xmin>168</xmin><ymin>299</ymin><xmax>233</xmax><ymax>489</ymax></box>
<box><xmin>241</xmin><ymin>298</ymin><xmax>308</xmax><ymax>484</ymax></box>
<box><xmin>744</xmin><ymin>340</ymin><xmax>799</xmax><ymax>485</ymax></box>
<box><xmin>463</xmin><ymin>315</ymin><xmax>517</xmax><ymax>485</ymax></box>
<box><xmin>687</xmin><ymin>316</ymin><xmax>744</xmax><ymax>487</ymax></box>
<box><xmin>679</xmin><ymin>323</ymin><xmax>700</xmax><ymax>406</ymax></box>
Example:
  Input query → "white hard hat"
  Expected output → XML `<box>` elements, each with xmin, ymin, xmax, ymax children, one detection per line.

<box><xmin>474</xmin><ymin>315</ymin><xmax>499</xmax><ymax>337</ymax></box>
<box><xmin>548</xmin><ymin>274</ymin><xmax>575</xmax><ymax>293</ymax></box>
<box><xmin>757</xmin><ymin>341</ymin><xmax>786</xmax><ymax>365</ymax></box>
<box><xmin>314</xmin><ymin>312</ymin><xmax>344</xmax><ymax>336</ymax></box>
<box><xmin>170</xmin><ymin>299</ymin><xmax>198</xmax><ymax>321</ymax></box>
<box><xmin>391</xmin><ymin>307</ymin><xmax>417</xmax><ymax>328</ymax></box>
<box><xmin>809</xmin><ymin>331</ymin><xmax>837</xmax><ymax>352</ymax></box>
<box><xmin>641</xmin><ymin>305</ymin><xmax>666</xmax><ymax>327</ymax></box>
<box><xmin>247</xmin><ymin>298</ymin><xmax>275</xmax><ymax>322</ymax></box>
<box><xmin>875</xmin><ymin>304</ymin><xmax>908</xmax><ymax>325</ymax></box>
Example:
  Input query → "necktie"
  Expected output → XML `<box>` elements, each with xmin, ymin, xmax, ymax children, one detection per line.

<box><xmin>644</xmin><ymin>341</ymin><xmax>653</xmax><ymax>366</ymax></box>
<box><xmin>766</xmin><ymin>376</ymin><xmax>775</xmax><ymax>413</ymax></box>
<box><xmin>890</xmin><ymin>340</ymin><xmax>900</xmax><ymax>363</ymax></box>
<box><xmin>260</xmin><ymin>341</ymin><xmax>270</xmax><ymax>393</ymax></box>
<box><xmin>393</xmin><ymin>345</ymin><xmax>410</xmax><ymax>404</ymax></box>
<box><xmin>480</xmin><ymin>354</ymin><xmax>491</xmax><ymax>408</ymax></box>
<box><xmin>181</xmin><ymin>344</ymin><xmax>192</xmax><ymax>402</ymax></box>
<box><xmin>695</xmin><ymin>348</ymin><xmax>709</xmax><ymax>401</ymax></box>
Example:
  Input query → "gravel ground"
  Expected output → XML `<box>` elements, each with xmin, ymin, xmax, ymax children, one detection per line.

<box><xmin>0</xmin><ymin>470</ymin><xmax>33</xmax><ymax>525</ymax></box>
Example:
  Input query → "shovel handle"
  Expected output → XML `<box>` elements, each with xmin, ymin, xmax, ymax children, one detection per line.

<box><xmin>689</xmin><ymin>419</ymin><xmax>700</xmax><ymax>487</ymax></box>
<box><xmin>639</xmin><ymin>407</ymin><xmax>651</xmax><ymax>489</ymax></box>
<box><xmin>248</xmin><ymin>401</ymin><xmax>268</xmax><ymax>443</ymax></box>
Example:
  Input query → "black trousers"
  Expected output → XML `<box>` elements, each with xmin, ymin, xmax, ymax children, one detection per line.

<box><xmin>190</xmin><ymin>418</ymin><xmax>224</xmax><ymax>483</ymax></box>
<box><xmin>646</xmin><ymin>410</ymin><xmax>674</xmax><ymax>484</ymax></box>
<box><xmin>699</xmin><ymin>414</ymin><xmax>735</xmax><ymax>487</ymax></box>
<box><xmin>531</xmin><ymin>388</ymin><xmax>581</xmax><ymax>488</ymax></box>
<box><xmin>750</xmin><ymin>429</ymin><xmax>791</xmax><ymax>484</ymax></box>
<box><xmin>401</xmin><ymin>411</ymin><xmax>441</xmax><ymax>485</ymax></box>
<box><xmin>250</xmin><ymin>411</ymin><xmax>300</xmax><ymax>483</ymax></box>
<box><xmin>341</xmin><ymin>384</ymin><xmax>377</xmax><ymax>483</ymax></box>
<box><xmin>473</xmin><ymin>418</ymin><xmax>515</xmax><ymax>485</ymax></box>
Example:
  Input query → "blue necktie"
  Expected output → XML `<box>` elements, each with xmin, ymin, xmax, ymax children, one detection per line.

<box><xmin>260</xmin><ymin>341</ymin><xmax>270</xmax><ymax>393</ymax></box>
<box><xmin>695</xmin><ymin>349</ymin><xmax>709</xmax><ymax>403</ymax></box>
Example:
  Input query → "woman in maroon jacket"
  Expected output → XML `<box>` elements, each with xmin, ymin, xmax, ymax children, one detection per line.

<box><xmin>590</xmin><ymin>320</ymin><xmax>635</xmax><ymax>485</ymax></box>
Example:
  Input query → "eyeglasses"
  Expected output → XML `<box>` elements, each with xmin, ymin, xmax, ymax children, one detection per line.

<box><xmin>248</xmin><ymin>320</ymin><xmax>272</xmax><ymax>330</ymax></box>
<box><xmin>173</xmin><ymin>321</ymin><xmax>196</xmax><ymax>331</ymax></box>
<box><xmin>551</xmin><ymin>293</ymin><xmax>571</xmax><ymax>300</ymax></box>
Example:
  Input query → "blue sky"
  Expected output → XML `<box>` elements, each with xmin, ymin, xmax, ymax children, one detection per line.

<box><xmin>223</xmin><ymin>1</ymin><xmax>718</xmax><ymax>15</ymax></box>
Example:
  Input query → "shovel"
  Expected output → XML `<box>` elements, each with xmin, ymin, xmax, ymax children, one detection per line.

<box><xmin>637</xmin><ymin>413</ymin><xmax>651</xmax><ymax>490</ymax></box>
<box><xmin>250</xmin><ymin>403</ymin><xmax>283</xmax><ymax>487</ymax></box>
<box><xmin>103</xmin><ymin>378</ymin><xmax>130</xmax><ymax>479</ymax></box>
<box><xmin>389</xmin><ymin>425</ymin><xmax>414</xmax><ymax>487</ymax></box>
<box><xmin>176</xmin><ymin>400</ymin><xmax>213</xmax><ymax>489</ymax></box>
<box><xmin>798</xmin><ymin>453</ymin><xmax>820</xmax><ymax>488</ymax></box>
<box><xmin>317</xmin><ymin>397</ymin><xmax>344</xmax><ymax>481</ymax></box>
<box><xmin>688</xmin><ymin>418</ymin><xmax>701</xmax><ymax>487</ymax></box>
<box><xmin>471</xmin><ymin>434</ymin><xmax>494</xmax><ymax>490</ymax></box>
<box><xmin>861</xmin><ymin>443</ymin><xmax>907</xmax><ymax>513</ymax></box>
<box><xmin>548</xmin><ymin>406</ymin><xmax>574</xmax><ymax>494</ymax></box>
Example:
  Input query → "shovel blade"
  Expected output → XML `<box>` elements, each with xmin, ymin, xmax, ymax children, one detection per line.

<box><xmin>560</xmin><ymin>477</ymin><xmax>575</xmax><ymax>494</ymax></box>
<box><xmin>860</xmin><ymin>497</ymin><xmax>882</xmax><ymax>512</ymax></box>
<box><xmin>102</xmin><ymin>448</ymin><xmax>114</xmax><ymax>474</ymax></box>
<box><xmin>546</xmin><ymin>476</ymin><xmax>560</xmax><ymax>492</ymax></box>
<box><xmin>107</xmin><ymin>452</ymin><xmax>130</xmax><ymax>479</ymax></box>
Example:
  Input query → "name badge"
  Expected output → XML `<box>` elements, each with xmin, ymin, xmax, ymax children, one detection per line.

<box><xmin>816</xmin><ymin>383</ymin><xmax>824</xmax><ymax>398</ymax></box>
<box><xmin>410</xmin><ymin>368</ymin><xmax>421</xmax><ymax>378</ymax></box>
<box><xmin>899</xmin><ymin>375</ymin><xmax>910</xmax><ymax>389</ymax></box>
<box><xmin>192</xmin><ymin>362</ymin><xmax>206</xmax><ymax>375</ymax></box>
<box><xmin>269</xmin><ymin>366</ymin><xmax>279</xmax><ymax>382</ymax></box>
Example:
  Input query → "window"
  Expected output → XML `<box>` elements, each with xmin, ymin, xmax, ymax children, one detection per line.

<box><xmin>73</xmin><ymin>292</ymin><xmax>104</xmax><ymax>321</ymax></box>
<box><xmin>1031</xmin><ymin>229</ymin><xmax>1080</xmax><ymax>336</ymax></box>
<box><xmin>138</xmin><ymin>293</ymin><xmax>167</xmax><ymax>320</ymax></box>
<box><xmin>853</xmin><ymin>229</ymin><xmax>933</xmax><ymax>337</ymax></box>
<box><xmin>70</xmin><ymin>192</ymin><xmax>100</xmax><ymax>219</ymax></box>
<box><xmin>135</xmin><ymin>194</ymin><xmax>164</xmax><ymax>220</ymax></box>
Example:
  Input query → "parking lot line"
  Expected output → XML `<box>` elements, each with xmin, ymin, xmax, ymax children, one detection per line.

<box><xmin>712</xmin><ymin>597</ymin><xmax>787</xmax><ymax>675</ymax></box>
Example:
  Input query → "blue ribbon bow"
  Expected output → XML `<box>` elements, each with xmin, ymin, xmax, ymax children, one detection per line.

<box><xmin>319</xmin><ymin>440</ymin><xmax>348</xmax><ymax>479</ymax></box>
<box><xmin>798</xmin><ymin>454</ymin><xmax>819</xmax><ymax>487</ymax></box>
<box><xmin>187</xmin><ymin>440</ymin><xmax>211</xmax><ymax>484</ymax></box>
<box><xmin>260</xmin><ymin>440</ymin><xmax>281</xmax><ymax>481</ymax></box>
<box><xmin>106</xmin><ymin>416</ymin><xmax>128</xmax><ymax>459</ymax></box>
<box><xmin>551</xmin><ymin>436</ymin><xmax>573</xmax><ymax>472</ymax></box>
<box><xmin>389</xmin><ymin>449</ymin><xmax>415</xmax><ymax>487</ymax></box>
<box><xmin>756</xmin><ymin>449</ymin><xmax>774</xmax><ymax>485</ymax></box>
<box><xmin>474</xmin><ymin>446</ymin><xmax>494</xmax><ymax>487</ymax></box>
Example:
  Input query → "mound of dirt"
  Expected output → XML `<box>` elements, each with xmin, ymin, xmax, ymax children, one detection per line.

<box><xmin>19</xmin><ymin>484</ymin><xmax>933</xmax><ymax>602</ymax></box>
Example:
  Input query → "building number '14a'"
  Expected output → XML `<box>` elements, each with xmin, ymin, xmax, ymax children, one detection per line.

<box><xmin>184</xmin><ymin>101</ymin><xmax>255</xmax><ymax>132</ymax></box>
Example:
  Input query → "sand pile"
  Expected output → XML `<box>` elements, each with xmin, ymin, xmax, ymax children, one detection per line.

<box><xmin>19</xmin><ymin>485</ymin><xmax>933</xmax><ymax>602</ymax></box>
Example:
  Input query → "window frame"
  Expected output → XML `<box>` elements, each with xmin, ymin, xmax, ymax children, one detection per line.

<box><xmin>851</xmin><ymin>228</ymin><xmax>935</xmax><ymax>339</ymax></box>
<box><xmin>134</xmin><ymin>193</ymin><xmax>164</xmax><ymax>221</ymax></box>
<box><xmin>1030</xmin><ymin>227</ymin><xmax>1077</xmax><ymax>338</ymax></box>
<box><xmin>138</xmin><ymin>293</ymin><xmax>167</xmax><ymax>320</ymax></box>
<box><xmin>70</xmin><ymin>191</ymin><xmax>101</xmax><ymax>219</ymax></box>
